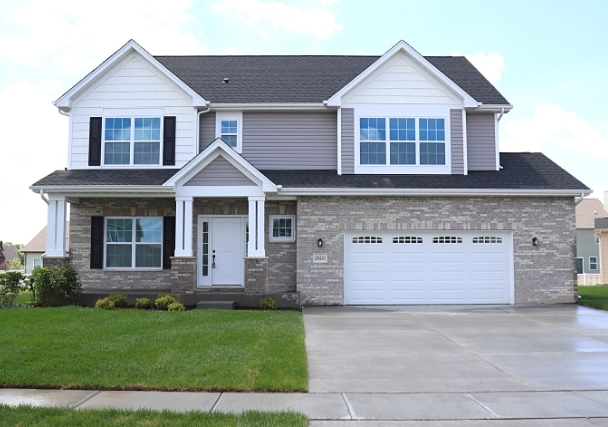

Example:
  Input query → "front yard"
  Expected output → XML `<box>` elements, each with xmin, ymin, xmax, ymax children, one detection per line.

<box><xmin>0</xmin><ymin>307</ymin><xmax>307</xmax><ymax>392</ymax></box>
<box><xmin>578</xmin><ymin>285</ymin><xmax>608</xmax><ymax>311</ymax></box>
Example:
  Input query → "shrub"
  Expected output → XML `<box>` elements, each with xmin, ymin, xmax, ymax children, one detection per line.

<box><xmin>8</xmin><ymin>258</ymin><xmax>22</xmax><ymax>271</ymax></box>
<box><xmin>135</xmin><ymin>297</ymin><xmax>152</xmax><ymax>309</ymax></box>
<box><xmin>108</xmin><ymin>293</ymin><xmax>130</xmax><ymax>308</ymax></box>
<box><xmin>25</xmin><ymin>266</ymin><xmax>83</xmax><ymax>307</ymax></box>
<box><xmin>260</xmin><ymin>297</ymin><xmax>278</xmax><ymax>310</ymax></box>
<box><xmin>95</xmin><ymin>297</ymin><xmax>115</xmax><ymax>310</ymax></box>
<box><xmin>0</xmin><ymin>271</ymin><xmax>24</xmax><ymax>306</ymax></box>
<box><xmin>155</xmin><ymin>293</ymin><xmax>177</xmax><ymax>310</ymax></box>
<box><xmin>167</xmin><ymin>302</ymin><xmax>185</xmax><ymax>311</ymax></box>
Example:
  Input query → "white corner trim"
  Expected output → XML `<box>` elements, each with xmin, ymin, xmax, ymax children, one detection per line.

<box><xmin>337</xmin><ymin>107</ymin><xmax>342</xmax><ymax>175</ymax></box>
<box><xmin>54</xmin><ymin>39</ymin><xmax>207</xmax><ymax>111</ymax></box>
<box><xmin>462</xmin><ymin>110</ymin><xmax>468</xmax><ymax>175</ymax></box>
<box><xmin>325</xmin><ymin>40</ymin><xmax>479</xmax><ymax>108</ymax></box>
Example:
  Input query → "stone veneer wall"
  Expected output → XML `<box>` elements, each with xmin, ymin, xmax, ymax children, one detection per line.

<box><xmin>296</xmin><ymin>196</ymin><xmax>577</xmax><ymax>305</ymax></box>
<box><xmin>69</xmin><ymin>198</ymin><xmax>175</xmax><ymax>290</ymax></box>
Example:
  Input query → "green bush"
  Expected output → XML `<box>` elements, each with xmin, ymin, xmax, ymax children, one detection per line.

<box><xmin>260</xmin><ymin>297</ymin><xmax>278</xmax><ymax>310</ymax></box>
<box><xmin>167</xmin><ymin>302</ymin><xmax>185</xmax><ymax>312</ymax></box>
<box><xmin>0</xmin><ymin>271</ymin><xmax>25</xmax><ymax>306</ymax></box>
<box><xmin>95</xmin><ymin>297</ymin><xmax>115</xmax><ymax>310</ymax></box>
<box><xmin>108</xmin><ymin>293</ymin><xmax>130</xmax><ymax>308</ymax></box>
<box><xmin>8</xmin><ymin>258</ymin><xmax>22</xmax><ymax>271</ymax></box>
<box><xmin>135</xmin><ymin>297</ymin><xmax>152</xmax><ymax>309</ymax></box>
<box><xmin>155</xmin><ymin>293</ymin><xmax>177</xmax><ymax>310</ymax></box>
<box><xmin>25</xmin><ymin>266</ymin><xmax>83</xmax><ymax>306</ymax></box>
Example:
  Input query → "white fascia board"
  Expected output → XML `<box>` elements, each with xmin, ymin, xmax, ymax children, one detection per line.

<box><xmin>30</xmin><ymin>185</ymin><xmax>174</xmax><ymax>195</ymax></box>
<box><xmin>54</xmin><ymin>39</ymin><xmax>207</xmax><ymax>111</ymax></box>
<box><xmin>325</xmin><ymin>40</ymin><xmax>479</xmax><ymax>108</ymax></box>
<box><xmin>210</xmin><ymin>103</ymin><xmax>328</xmax><ymax>111</ymax></box>
<box><xmin>475</xmin><ymin>104</ymin><xmax>514</xmax><ymax>112</ymax></box>
<box><xmin>163</xmin><ymin>138</ymin><xmax>277</xmax><ymax>192</ymax></box>
<box><xmin>277</xmin><ymin>187</ymin><xmax>592</xmax><ymax>197</ymax></box>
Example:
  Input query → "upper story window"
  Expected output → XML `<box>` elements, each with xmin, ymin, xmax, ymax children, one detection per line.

<box><xmin>360</xmin><ymin>117</ymin><xmax>445</xmax><ymax>167</ymax></box>
<box><xmin>216</xmin><ymin>112</ymin><xmax>243</xmax><ymax>153</ymax></box>
<box><xmin>104</xmin><ymin>117</ymin><xmax>161</xmax><ymax>165</ymax></box>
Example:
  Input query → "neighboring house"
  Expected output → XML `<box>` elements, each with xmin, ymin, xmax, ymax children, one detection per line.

<box><xmin>595</xmin><ymin>218</ymin><xmax>608</xmax><ymax>285</ymax></box>
<box><xmin>575</xmin><ymin>198</ymin><xmax>608</xmax><ymax>285</ymax></box>
<box><xmin>30</xmin><ymin>39</ymin><xmax>590</xmax><ymax>306</ymax></box>
<box><xmin>21</xmin><ymin>225</ymin><xmax>70</xmax><ymax>274</ymax></box>
<box><xmin>0</xmin><ymin>242</ymin><xmax>20</xmax><ymax>271</ymax></box>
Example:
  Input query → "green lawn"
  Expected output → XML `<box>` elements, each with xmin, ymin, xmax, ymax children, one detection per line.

<box><xmin>0</xmin><ymin>405</ymin><xmax>308</xmax><ymax>427</ymax></box>
<box><xmin>578</xmin><ymin>285</ymin><xmax>608</xmax><ymax>311</ymax></box>
<box><xmin>0</xmin><ymin>307</ymin><xmax>307</xmax><ymax>392</ymax></box>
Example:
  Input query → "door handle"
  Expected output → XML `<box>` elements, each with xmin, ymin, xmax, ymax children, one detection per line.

<box><xmin>212</xmin><ymin>250</ymin><xmax>216</xmax><ymax>268</ymax></box>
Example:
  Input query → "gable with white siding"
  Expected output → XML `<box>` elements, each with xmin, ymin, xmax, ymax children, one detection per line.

<box><xmin>69</xmin><ymin>52</ymin><xmax>197</xmax><ymax>169</ymax></box>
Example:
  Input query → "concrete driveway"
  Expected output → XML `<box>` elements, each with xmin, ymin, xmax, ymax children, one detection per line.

<box><xmin>304</xmin><ymin>304</ymin><xmax>608</xmax><ymax>424</ymax></box>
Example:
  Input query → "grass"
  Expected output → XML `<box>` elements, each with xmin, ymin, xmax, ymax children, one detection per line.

<box><xmin>578</xmin><ymin>285</ymin><xmax>608</xmax><ymax>311</ymax></box>
<box><xmin>12</xmin><ymin>292</ymin><xmax>32</xmax><ymax>305</ymax></box>
<box><xmin>0</xmin><ymin>405</ymin><xmax>308</xmax><ymax>427</ymax></box>
<box><xmin>0</xmin><ymin>306</ymin><xmax>307</xmax><ymax>392</ymax></box>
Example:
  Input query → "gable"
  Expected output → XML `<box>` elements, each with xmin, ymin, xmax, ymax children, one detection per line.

<box><xmin>184</xmin><ymin>155</ymin><xmax>256</xmax><ymax>187</ymax></box>
<box><xmin>343</xmin><ymin>51</ymin><xmax>461</xmax><ymax>105</ymax></box>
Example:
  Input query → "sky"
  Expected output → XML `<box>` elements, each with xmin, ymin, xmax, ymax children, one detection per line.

<box><xmin>0</xmin><ymin>0</ymin><xmax>607</xmax><ymax>244</ymax></box>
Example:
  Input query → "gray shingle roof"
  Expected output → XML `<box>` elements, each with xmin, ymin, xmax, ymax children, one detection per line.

<box><xmin>32</xmin><ymin>153</ymin><xmax>587</xmax><ymax>191</ymax></box>
<box><xmin>154</xmin><ymin>55</ymin><xmax>509</xmax><ymax>105</ymax></box>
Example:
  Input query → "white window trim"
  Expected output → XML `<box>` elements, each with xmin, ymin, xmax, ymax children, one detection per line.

<box><xmin>590</xmin><ymin>256</ymin><xmax>598</xmax><ymax>271</ymax></box>
<box><xmin>101</xmin><ymin>109</ymin><xmax>164</xmax><ymax>167</ymax></box>
<box><xmin>354</xmin><ymin>112</ymin><xmax>451</xmax><ymax>174</ymax></box>
<box><xmin>216</xmin><ymin>111</ymin><xmax>243</xmax><ymax>153</ymax></box>
<box><xmin>269</xmin><ymin>215</ymin><xmax>296</xmax><ymax>242</ymax></box>
<box><xmin>104</xmin><ymin>216</ymin><xmax>163</xmax><ymax>270</ymax></box>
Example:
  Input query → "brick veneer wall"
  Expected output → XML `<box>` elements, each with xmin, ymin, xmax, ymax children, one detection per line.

<box><xmin>296</xmin><ymin>196</ymin><xmax>577</xmax><ymax>305</ymax></box>
<box><xmin>244</xmin><ymin>257</ymin><xmax>268</xmax><ymax>293</ymax></box>
<box><xmin>69</xmin><ymin>198</ymin><xmax>175</xmax><ymax>290</ymax></box>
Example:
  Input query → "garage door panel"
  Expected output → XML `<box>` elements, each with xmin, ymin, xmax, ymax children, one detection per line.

<box><xmin>345</xmin><ymin>231</ymin><xmax>512</xmax><ymax>305</ymax></box>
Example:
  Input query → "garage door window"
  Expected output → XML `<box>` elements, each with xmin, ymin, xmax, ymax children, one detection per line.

<box><xmin>432</xmin><ymin>236</ymin><xmax>462</xmax><ymax>244</ymax></box>
<box><xmin>352</xmin><ymin>236</ymin><xmax>383</xmax><ymax>243</ymax></box>
<box><xmin>472</xmin><ymin>236</ymin><xmax>503</xmax><ymax>244</ymax></box>
<box><xmin>393</xmin><ymin>236</ymin><xmax>423</xmax><ymax>244</ymax></box>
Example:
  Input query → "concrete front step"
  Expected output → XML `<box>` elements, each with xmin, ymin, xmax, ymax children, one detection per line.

<box><xmin>196</xmin><ymin>300</ymin><xmax>237</xmax><ymax>310</ymax></box>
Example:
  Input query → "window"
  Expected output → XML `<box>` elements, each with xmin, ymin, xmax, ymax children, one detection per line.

<box><xmin>359</xmin><ymin>117</ymin><xmax>446</xmax><ymax>167</ymax></box>
<box><xmin>590</xmin><ymin>256</ymin><xmax>598</xmax><ymax>270</ymax></box>
<box><xmin>269</xmin><ymin>215</ymin><xmax>295</xmax><ymax>242</ymax></box>
<box><xmin>104</xmin><ymin>117</ymin><xmax>161</xmax><ymax>165</ymax></box>
<box><xmin>393</xmin><ymin>236</ymin><xmax>423</xmax><ymax>244</ymax></box>
<box><xmin>473</xmin><ymin>236</ymin><xmax>503</xmax><ymax>244</ymax></box>
<box><xmin>33</xmin><ymin>258</ymin><xmax>43</xmax><ymax>269</ymax></box>
<box><xmin>216</xmin><ymin>112</ymin><xmax>242</xmax><ymax>152</ymax></box>
<box><xmin>596</xmin><ymin>236</ymin><xmax>600</xmax><ymax>244</ymax></box>
<box><xmin>433</xmin><ymin>236</ymin><xmax>462</xmax><ymax>244</ymax></box>
<box><xmin>352</xmin><ymin>236</ymin><xmax>383</xmax><ymax>244</ymax></box>
<box><xmin>105</xmin><ymin>217</ymin><xmax>162</xmax><ymax>268</ymax></box>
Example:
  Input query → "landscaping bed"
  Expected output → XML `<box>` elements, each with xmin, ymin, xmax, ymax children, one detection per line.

<box><xmin>0</xmin><ymin>405</ymin><xmax>308</xmax><ymax>427</ymax></box>
<box><xmin>0</xmin><ymin>307</ymin><xmax>307</xmax><ymax>392</ymax></box>
<box><xmin>578</xmin><ymin>285</ymin><xmax>608</xmax><ymax>311</ymax></box>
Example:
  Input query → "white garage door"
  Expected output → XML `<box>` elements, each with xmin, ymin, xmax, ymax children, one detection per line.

<box><xmin>344</xmin><ymin>231</ymin><xmax>513</xmax><ymax>305</ymax></box>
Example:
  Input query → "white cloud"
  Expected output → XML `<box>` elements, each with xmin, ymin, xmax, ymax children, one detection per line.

<box><xmin>502</xmin><ymin>104</ymin><xmax>608</xmax><ymax>157</ymax></box>
<box><xmin>454</xmin><ymin>51</ymin><xmax>505</xmax><ymax>84</ymax></box>
<box><xmin>0</xmin><ymin>0</ymin><xmax>203</xmax><ymax>74</ymax></box>
<box><xmin>213</xmin><ymin>0</ymin><xmax>343</xmax><ymax>38</ymax></box>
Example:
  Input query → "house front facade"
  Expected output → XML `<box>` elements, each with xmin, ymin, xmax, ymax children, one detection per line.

<box><xmin>31</xmin><ymin>40</ymin><xmax>589</xmax><ymax>306</ymax></box>
<box><xmin>575</xmin><ymin>198</ymin><xmax>608</xmax><ymax>285</ymax></box>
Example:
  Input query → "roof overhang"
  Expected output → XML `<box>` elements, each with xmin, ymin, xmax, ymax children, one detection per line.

<box><xmin>29</xmin><ymin>185</ymin><xmax>174</xmax><ymax>196</ymax></box>
<box><xmin>209</xmin><ymin>103</ymin><xmax>329</xmax><ymax>111</ymax></box>
<box><xmin>54</xmin><ymin>39</ymin><xmax>208</xmax><ymax>112</ymax></box>
<box><xmin>277</xmin><ymin>188</ymin><xmax>592</xmax><ymax>197</ymax></box>
<box><xmin>325</xmin><ymin>40</ymin><xmax>480</xmax><ymax>109</ymax></box>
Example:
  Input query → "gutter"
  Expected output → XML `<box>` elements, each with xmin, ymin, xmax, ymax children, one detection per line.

<box><xmin>575</xmin><ymin>193</ymin><xmax>587</xmax><ymax>206</ymax></box>
<box><xmin>195</xmin><ymin>104</ymin><xmax>212</xmax><ymax>154</ymax></box>
<box><xmin>39</xmin><ymin>189</ymin><xmax>49</xmax><ymax>205</ymax></box>
<box><xmin>276</xmin><ymin>188</ymin><xmax>593</xmax><ymax>197</ymax></box>
<box><xmin>30</xmin><ymin>185</ymin><xmax>175</xmax><ymax>194</ymax></box>
<box><xmin>211</xmin><ymin>103</ymin><xmax>328</xmax><ymax>111</ymax></box>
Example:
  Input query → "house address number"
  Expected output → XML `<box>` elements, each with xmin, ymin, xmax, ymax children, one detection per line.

<box><xmin>313</xmin><ymin>253</ymin><xmax>328</xmax><ymax>263</ymax></box>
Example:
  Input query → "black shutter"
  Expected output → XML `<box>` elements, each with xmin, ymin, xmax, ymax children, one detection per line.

<box><xmin>163</xmin><ymin>116</ymin><xmax>176</xmax><ymax>166</ymax></box>
<box><xmin>90</xmin><ymin>216</ymin><xmax>104</xmax><ymax>269</ymax></box>
<box><xmin>88</xmin><ymin>117</ymin><xmax>102</xmax><ymax>166</ymax></box>
<box><xmin>163</xmin><ymin>216</ymin><xmax>176</xmax><ymax>269</ymax></box>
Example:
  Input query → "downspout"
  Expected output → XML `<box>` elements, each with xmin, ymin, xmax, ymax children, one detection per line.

<box><xmin>58</xmin><ymin>109</ymin><xmax>71</xmax><ymax>168</ymax></box>
<box><xmin>40</xmin><ymin>189</ymin><xmax>49</xmax><ymax>204</ymax></box>
<box><xmin>575</xmin><ymin>193</ymin><xmax>586</xmax><ymax>206</ymax></box>
<box><xmin>195</xmin><ymin>103</ymin><xmax>212</xmax><ymax>154</ymax></box>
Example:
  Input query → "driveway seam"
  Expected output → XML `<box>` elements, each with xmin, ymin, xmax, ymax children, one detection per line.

<box><xmin>72</xmin><ymin>390</ymin><xmax>101</xmax><ymax>408</ymax></box>
<box><xmin>463</xmin><ymin>393</ymin><xmax>499</xmax><ymax>418</ymax></box>
<box><xmin>210</xmin><ymin>392</ymin><xmax>223</xmax><ymax>413</ymax></box>
<box><xmin>340</xmin><ymin>393</ymin><xmax>355</xmax><ymax>419</ymax></box>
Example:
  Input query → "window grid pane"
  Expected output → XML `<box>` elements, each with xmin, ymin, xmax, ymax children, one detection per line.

<box><xmin>105</xmin><ymin>118</ymin><xmax>131</xmax><ymax>141</ymax></box>
<box><xmin>390</xmin><ymin>142</ymin><xmax>416</xmax><ymax>165</ymax></box>
<box><xmin>420</xmin><ymin>142</ymin><xmax>445</xmax><ymax>165</ymax></box>
<box><xmin>106</xmin><ymin>244</ymin><xmax>132</xmax><ymax>267</ymax></box>
<box><xmin>360</xmin><ymin>118</ymin><xmax>386</xmax><ymax>141</ymax></box>
<box><xmin>221</xmin><ymin>134</ymin><xmax>238</xmax><ymax>147</ymax></box>
<box><xmin>273</xmin><ymin>218</ymin><xmax>292</xmax><ymax>238</ymax></box>
<box><xmin>389</xmin><ymin>118</ymin><xmax>415</xmax><ymax>141</ymax></box>
<box><xmin>134</xmin><ymin>142</ymin><xmax>160</xmax><ymax>164</ymax></box>
<box><xmin>106</xmin><ymin>219</ymin><xmax>133</xmax><ymax>242</ymax></box>
<box><xmin>419</xmin><ymin>118</ymin><xmax>445</xmax><ymax>142</ymax></box>
<box><xmin>134</xmin><ymin>118</ymin><xmax>161</xmax><ymax>141</ymax></box>
<box><xmin>135</xmin><ymin>244</ymin><xmax>162</xmax><ymax>268</ymax></box>
<box><xmin>104</xmin><ymin>142</ymin><xmax>130</xmax><ymax>165</ymax></box>
<box><xmin>361</xmin><ymin>142</ymin><xmax>386</xmax><ymax>165</ymax></box>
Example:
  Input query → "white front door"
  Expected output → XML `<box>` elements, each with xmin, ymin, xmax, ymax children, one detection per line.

<box><xmin>198</xmin><ymin>216</ymin><xmax>246</xmax><ymax>286</ymax></box>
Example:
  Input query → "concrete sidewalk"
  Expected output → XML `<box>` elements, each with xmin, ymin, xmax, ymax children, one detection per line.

<box><xmin>2</xmin><ymin>388</ymin><xmax>608</xmax><ymax>425</ymax></box>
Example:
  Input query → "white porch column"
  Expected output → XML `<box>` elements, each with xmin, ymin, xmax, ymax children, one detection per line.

<box><xmin>175</xmin><ymin>196</ymin><xmax>193</xmax><ymax>256</ymax></box>
<box><xmin>248</xmin><ymin>196</ymin><xmax>265</xmax><ymax>257</ymax></box>
<box><xmin>45</xmin><ymin>195</ymin><xmax>67</xmax><ymax>257</ymax></box>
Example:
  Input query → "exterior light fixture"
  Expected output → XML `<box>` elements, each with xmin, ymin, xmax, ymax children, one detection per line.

<box><xmin>317</xmin><ymin>238</ymin><xmax>323</xmax><ymax>248</ymax></box>
<box><xmin>532</xmin><ymin>237</ymin><xmax>539</xmax><ymax>246</ymax></box>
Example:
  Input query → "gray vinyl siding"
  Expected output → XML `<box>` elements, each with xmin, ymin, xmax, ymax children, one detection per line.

<box><xmin>450</xmin><ymin>109</ymin><xmax>464</xmax><ymax>175</ymax></box>
<box><xmin>341</xmin><ymin>108</ymin><xmax>355</xmax><ymax>174</ymax></box>
<box><xmin>576</xmin><ymin>229</ymin><xmax>600</xmax><ymax>273</ymax></box>
<box><xmin>199</xmin><ymin>112</ymin><xmax>216</xmax><ymax>153</ymax></box>
<box><xmin>242</xmin><ymin>112</ymin><xmax>337</xmax><ymax>170</ymax></box>
<box><xmin>184</xmin><ymin>156</ymin><xmax>255</xmax><ymax>186</ymax></box>
<box><xmin>466</xmin><ymin>112</ymin><xmax>496</xmax><ymax>171</ymax></box>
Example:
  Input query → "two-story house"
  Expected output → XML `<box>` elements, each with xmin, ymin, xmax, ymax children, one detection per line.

<box><xmin>31</xmin><ymin>40</ymin><xmax>589</xmax><ymax>306</ymax></box>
